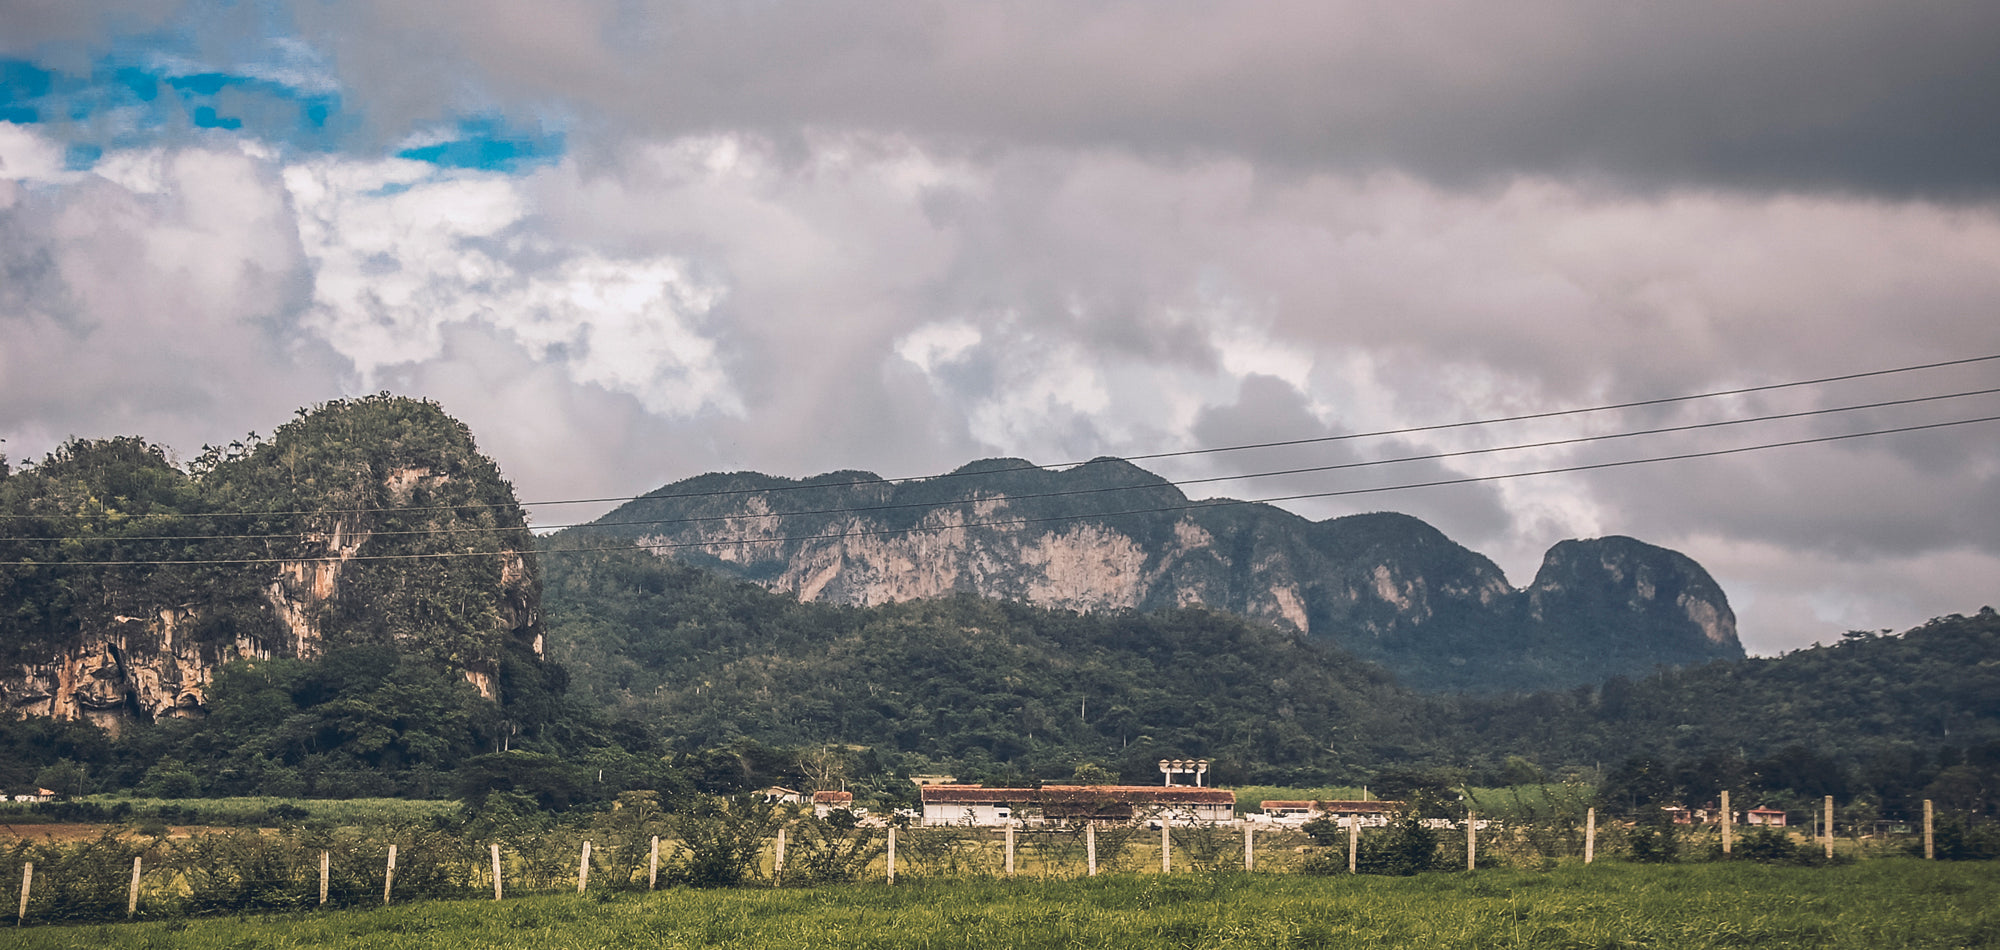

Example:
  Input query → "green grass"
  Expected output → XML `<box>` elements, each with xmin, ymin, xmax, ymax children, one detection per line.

<box><xmin>7</xmin><ymin>859</ymin><xmax>1994</xmax><ymax>949</ymax></box>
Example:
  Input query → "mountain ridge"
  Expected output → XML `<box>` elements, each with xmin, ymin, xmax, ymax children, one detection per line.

<box><xmin>567</xmin><ymin>456</ymin><xmax>1742</xmax><ymax>691</ymax></box>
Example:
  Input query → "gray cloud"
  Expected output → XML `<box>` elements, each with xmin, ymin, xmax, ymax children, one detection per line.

<box><xmin>2</xmin><ymin>4</ymin><xmax>1997</xmax><ymax>655</ymax></box>
<box><xmin>262</xmin><ymin>0</ymin><xmax>2000</xmax><ymax>197</ymax></box>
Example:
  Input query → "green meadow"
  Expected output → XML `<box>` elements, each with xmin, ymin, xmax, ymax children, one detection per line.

<box><xmin>7</xmin><ymin>860</ymin><xmax>1995</xmax><ymax>950</ymax></box>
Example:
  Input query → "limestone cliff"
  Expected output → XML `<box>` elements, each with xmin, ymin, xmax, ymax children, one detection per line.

<box><xmin>0</xmin><ymin>397</ymin><xmax>544</xmax><ymax>728</ymax></box>
<box><xmin>586</xmin><ymin>457</ymin><xmax>1741</xmax><ymax>691</ymax></box>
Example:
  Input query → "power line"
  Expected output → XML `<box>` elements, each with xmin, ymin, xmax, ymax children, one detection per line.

<box><xmin>12</xmin><ymin>411</ymin><xmax>1996</xmax><ymax>567</ymax></box>
<box><xmin>9</xmin><ymin>384</ymin><xmax>1995</xmax><ymax>545</ymax></box>
<box><xmin>11</xmin><ymin>350</ymin><xmax>1996</xmax><ymax>522</ymax></box>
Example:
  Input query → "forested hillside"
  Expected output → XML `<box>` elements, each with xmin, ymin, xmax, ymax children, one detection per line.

<box><xmin>541</xmin><ymin>542</ymin><xmax>1431</xmax><ymax>786</ymax></box>
<box><xmin>540</xmin><ymin>537</ymin><xmax>2000</xmax><ymax>813</ymax></box>
<box><xmin>0</xmin><ymin>396</ymin><xmax>565</xmax><ymax>796</ymax></box>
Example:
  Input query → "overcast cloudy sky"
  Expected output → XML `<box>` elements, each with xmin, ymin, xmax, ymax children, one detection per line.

<box><xmin>3</xmin><ymin>1</ymin><xmax>1996</xmax><ymax>654</ymax></box>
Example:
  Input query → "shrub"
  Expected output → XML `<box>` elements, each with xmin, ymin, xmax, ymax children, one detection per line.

<box><xmin>1927</xmin><ymin>816</ymin><xmax>2000</xmax><ymax>861</ymax></box>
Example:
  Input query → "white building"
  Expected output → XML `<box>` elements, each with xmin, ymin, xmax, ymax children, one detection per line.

<box><xmin>918</xmin><ymin>785</ymin><xmax>1236</xmax><ymax>827</ymax></box>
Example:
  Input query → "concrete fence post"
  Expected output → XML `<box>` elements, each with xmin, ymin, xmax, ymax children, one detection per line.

<box><xmin>1585</xmin><ymin>808</ymin><xmax>1595</xmax><ymax>864</ymax></box>
<box><xmin>18</xmin><ymin>861</ymin><xmax>31</xmax><ymax>924</ymax></box>
<box><xmin>1924</xmin><ymin>800</ymin><xmax>1935</xmax><ymax>860</ymax></box>
<box><xmin>577</xmin><ymin>841</ymin><xmax>592</xmax><ymax>893</ymax></box>
<box><xmin>1466</xmin><ymin>812</ymin><xmax>1476</xmax><ymax>872</ymax></box>
<box><xmin>491</xmin><ymin>843</ymin><xmax>503</xmax><ymax>901</ymax></box>
<box><xmin>650</xmin><ymin>836</ymin><xmax>661</xmax><ymax>890</ymax></box>
<box><xmin>1161</xmin><ymin>820</ymin><xmax>1172</xmax><ymax>874</ymax></box>
<box><xmin>1347</xmin><ymin>818</ymin><xmax>1358</xmax><ymax>874</ymax></box>
<box><xmin>129</xmin><ymin>856</ymin><xmax>142</xmax><ymax>917</ymax></box>
<box><xmin>1244</xmin><ymin>825</ymin><xmax>1254</xmax><ymax>872</ymax></box>
<box><xmin>1005</xmin><ymin>823</ymin><xmax>1016</xmax><ymax>875</ymax></box>
<box><xmin>1087</xmin><ymin>823</ymin><xmax>1098</xmax><ymax>876</ymax></box>
<box><xmin>887</xmin><ymin>826</ymin><xmax>897</xmax><ymax>884</ymax></box>
<box><xmin>1721</xmin><ymin>790</ymin><xmax>1732</xmax><ymax>855</ymax></box>
<box><xmin>775</xmin><ymin>828</ymin><xmax>786</xmax><ymax>880</ymax></box>
<box><xmin>319</xmin><ymin>851</ymin><xmax>329</xmax><ymax>906</ymax></box>
<box><xmin>383</xmin><ymin>845</ymin><xmax>397</xmax><ymax>906</ymax></box>
<box><xmin>1823</xmin><ymin>796</ymin><xmax>1834</xmax><ymax>860</ymax></box>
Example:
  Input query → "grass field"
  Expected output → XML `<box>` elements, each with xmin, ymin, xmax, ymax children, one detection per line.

<box><xmin>6</xmin><ymin>859</ymin><xmax>1994</xmax><ymax>949</ymax></box>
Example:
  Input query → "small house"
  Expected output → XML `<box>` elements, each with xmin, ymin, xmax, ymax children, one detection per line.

<box><xmin>1746</xmin><ymin>807</ymin><xmax>1787</xmax><ymax>827</ymax></box>
<box><xmin>918</xmin><ymin>785</ymin><xmax>1025</xmax><ymax>826</ymax></box>
<box><xmin>812</xmin><ymin>790</ymin><xmax>855</xmax><ymax>818</ymax></box>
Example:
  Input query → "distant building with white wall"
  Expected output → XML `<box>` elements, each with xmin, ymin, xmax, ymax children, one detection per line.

<box><xmin>918</xmin><ymin>785</ymin><xmax>1235</xmax><ymax>826</ymax></box>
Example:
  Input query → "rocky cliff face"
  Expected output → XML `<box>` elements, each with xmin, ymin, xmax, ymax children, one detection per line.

<box><xmin>584</xmin><ymin>457</ymin><xmax>1741</xmax><ymax>691</ymax></box>
<box><xmin>0</xmin><ymin>397</ymin><xmax>544</xmax><ymax>729</ymax></box>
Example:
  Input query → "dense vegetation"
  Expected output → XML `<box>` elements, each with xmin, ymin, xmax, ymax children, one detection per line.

<box><xmin>0</xmin><ymin>395</ymin><xmax>541</xmax><ymax>676</ymax></box>
<box><xmin>0</xmin><ymin>396</ymin><xmax>565</xmax><ymax>797</ymax></box>
<box><xmin>541</xmin><ymin>542</ymin><xmax>1422</xmax><ymax>789</ymax></box>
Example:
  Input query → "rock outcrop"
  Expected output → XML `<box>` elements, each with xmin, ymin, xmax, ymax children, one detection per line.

<box><xmin>584</xmin><ymin>457</ymin><xmax>1741</xmax><ymax>691</ymax></box>
<box><xmin>0</xmin><ymin>397</ymin><xmax>544</xmax><ymax>727</ymax></box>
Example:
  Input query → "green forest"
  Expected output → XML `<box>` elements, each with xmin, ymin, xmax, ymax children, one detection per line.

<box><xmin>1</xmin><ymin>398</ymin><xmax>1996</xmax><ymax>827</ymax></box>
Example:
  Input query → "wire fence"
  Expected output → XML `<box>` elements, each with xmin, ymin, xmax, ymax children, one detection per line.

<box><xmin>2</xmin><ymin>800</ymin><xmax>1991</xmax><ymax>926</ymax></box>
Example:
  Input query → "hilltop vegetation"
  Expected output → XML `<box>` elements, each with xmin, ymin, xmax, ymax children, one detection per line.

<box><xmin>0</xmin><ymin>396</ymin><xmax>563</xmax><ymax>796</ymax></box>
<box><xmin>571</xmin><ymin>457</ymin><xmax>1743</xmax><ymax>693</ymax></box>
<box><xmin>540</xmin><ymin>538</ymin><xmax>2000</xmax><ymax>817</ymax></box>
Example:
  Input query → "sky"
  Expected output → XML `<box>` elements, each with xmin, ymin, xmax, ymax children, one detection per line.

<box><xmin>1</xmin><ymin>1</ymin><xmax>1996</xmax><ymax>655</ymax></box>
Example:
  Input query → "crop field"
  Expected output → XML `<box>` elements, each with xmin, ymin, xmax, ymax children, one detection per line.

<box><xmin>2</xmin><ymin>860</ymin><xmax>1995</xmax><ymax>950</ymax></box>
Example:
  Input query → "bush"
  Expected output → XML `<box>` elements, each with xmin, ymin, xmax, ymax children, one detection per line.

<box><xmin>661</xmin><ymin>795</ymin><xmax>777</xmax><ymax>888</ymax></box>
<box><xmin>1732</xmin><ymin>827</ymin><xmax>1798</xmax><ymax>863</ymax></box>
<box><xmin>1927</xmin><ymin>816</ymin><xmax>2000</xmax><ymax>861</ymax></box>
<box><xmin>779</xmin><ymin>816</ymin><xmax>882</xmax><ymax>886</ymax></box>
<box><xmin>1625</xmin><ymin>825</ymin><xmax>1679</xmax><ymax>864</ymax></box>
<box><xmin>1302</xmin><ymin>814</ymin><xmax>1444</xmax><ymax>876</ymax></box>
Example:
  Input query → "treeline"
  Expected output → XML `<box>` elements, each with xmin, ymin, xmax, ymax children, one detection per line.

<box><xmin>537</xmin><ymin>539</ymin><xmax>2000</xmax><ymax>815</ymax></box>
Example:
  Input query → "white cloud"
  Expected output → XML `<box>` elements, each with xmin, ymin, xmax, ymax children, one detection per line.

<box><xmin>894</xmin><ymin>321</ymin><xmax>981</xmax><ymax>374</ymax></box>
<box><xmin>283</xmin><ymin>155</ymin><xmax>741</xmax><ymax>417</ymax></box>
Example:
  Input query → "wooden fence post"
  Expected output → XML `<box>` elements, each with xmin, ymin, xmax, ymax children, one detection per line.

<box><xmin>1924</xmin><ymin>800</ymin><xmax>1935</xmax><ymax>860</ymax></box>
<box><xmin>1585</xmin><ymin>808</ymin><xmax>1595</xmax><ymax>864</ymax></box>
<box><xmin>1244</xmin><ymin>825</ymin><xmax>1254</xmax><ymax>872</ymax></box>
<box><xmin>18</xmin><ymin>861</ymin><xmax>31</xmax><ymax>925</ymax></box>
<box><xmin>319</xmin><ymin>851</ymin><xmax>329</xmax><ymax>906</ymax></box>
<box><xmin>1086</xmin><ymin>823</ymin><xmax>1097</xmax><ymax>876</ymax></box>
<box><xmin>1466</xmin><ymin>811</ymin><xmax>1477</xmax><ymax>871</ymax></box>
<box><xmin>1347</xmin><ymin>818</ymin><xmax>1358</xmax><ymax>874</ymax></box>
<box><xmin>1160</xmin><ymin>820</ymin><xmax>1171</xmax><ymax>874</ymax></box>
<box><xmin>650</xmin><ymin>836</ymin><xmax>660</xmax><ymax>890</ymax></box>
<box><xmin>1005</xmin><ymin>823</ymin><xmax>1016</xmax><ymax>875</ymax></box>
<box><xmin>491</xmin><ymin>843</ymin><xmax>503</xmax><ymax>901</ymax></box>
<box><xmin>1720</xmin><ymin>790</ymin><xmax>1732</xmax><ymax>855</ymax></box>
<box><xmin>129</xmin><ymin>855</ymin><xmax>142</xmax><ymax>917</ymax></box>
<box><xmin>578</xmin><ymin>841</ymin><xmax>592</xmax><ymax>893</ymax></box>
<box><xmin>1823</xmin><ymin>796</ymin><xmax>1834</xmax><ymax>860</ymax></box>
<box><xmin>383</xmin><ymin>845</ymin><xmax>397</xmax><ymax>906</ymax></box>
<box><xmin>887</xmin><ymin>826</ymin><xmax>897</xmax><ymax>884</ymax></box>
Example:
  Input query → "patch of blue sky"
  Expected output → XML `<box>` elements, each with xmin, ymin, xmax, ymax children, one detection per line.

<box><xmin>395</xmin><ymin>116</ymin><xmax>566</xmax><ymax>173</ymax></box>
<box><xmin>0</xmin><ymin>42</ymin><xmax>353</xmax><ymax>167</ymax></box>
